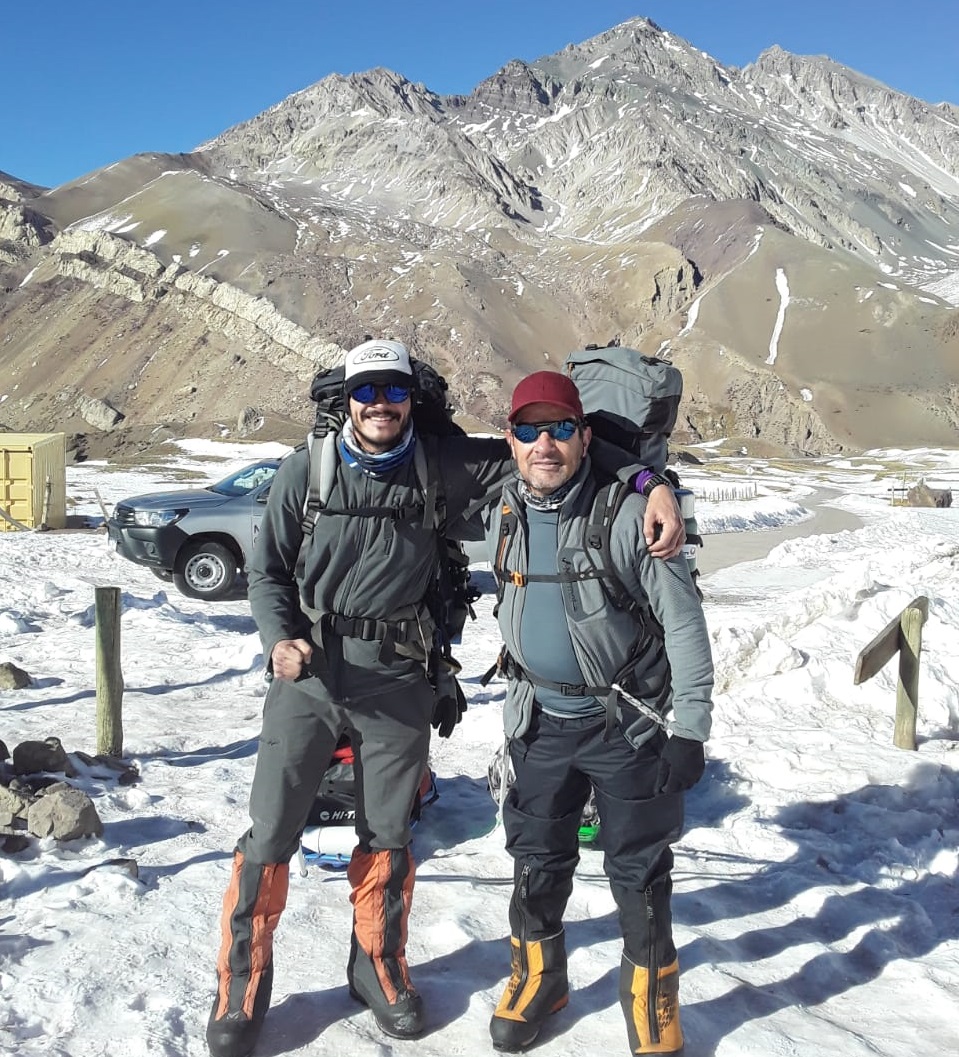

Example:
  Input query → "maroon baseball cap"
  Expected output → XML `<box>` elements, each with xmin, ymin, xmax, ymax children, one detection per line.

<box><xmin>509</xmin><ymin>371</ymin><xmax>585</xmax><ymax>422</ymax></box>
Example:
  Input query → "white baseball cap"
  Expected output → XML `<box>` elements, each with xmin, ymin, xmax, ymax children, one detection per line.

<box><xmin>343</xmin><ymin>339</ymin><xmax>413</xmax><ymax>391</ymax></box>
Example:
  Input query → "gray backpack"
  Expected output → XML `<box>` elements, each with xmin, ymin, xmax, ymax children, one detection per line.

<box><xmin>565</xmin><ymin>339</ymin><xmax>700</xmax><ymax>586</ymax></box>
<box><xmin>564</xmin><ymin>340</ymin><xmax>682</xmax><ymax>473</ymax></box>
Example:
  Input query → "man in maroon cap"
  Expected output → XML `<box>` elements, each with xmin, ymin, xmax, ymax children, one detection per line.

<box><xmin>485</xmin><ymin>370</ymin><xmax>713</xmax><ymax>1056</ymax></box>
<box><xmin>505</xmin><ymin>371</ymin><xmax>671</xmax><ymax>506</ymax></box>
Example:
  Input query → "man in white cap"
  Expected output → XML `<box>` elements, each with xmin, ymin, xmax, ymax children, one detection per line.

<box><xmin>206</xmin><ymin>341</ymin><xmax>685</xmax><ymax>1057</ymax></box>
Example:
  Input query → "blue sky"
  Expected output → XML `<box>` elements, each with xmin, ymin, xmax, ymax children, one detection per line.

<box><xmin>3</xmin><ymin>0</ymin><xmax>957</xmax><ymax>189</ymax></box>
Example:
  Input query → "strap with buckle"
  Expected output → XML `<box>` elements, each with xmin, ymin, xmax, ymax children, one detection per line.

<box><xmin>323</xmin><ymin>613</ymin><xmax>414</xmax><ymax>643</ymax></box>
<box><xmin>513</xmin><ymin>662</ymin><xmax>609</xmax><ymax>699</ymax></box>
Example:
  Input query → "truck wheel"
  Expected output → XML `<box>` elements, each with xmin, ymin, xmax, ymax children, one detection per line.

<box><xmin>173</xmin><ymin>540</ymin><xmax>239</xmax><ymax>600</ymax></box>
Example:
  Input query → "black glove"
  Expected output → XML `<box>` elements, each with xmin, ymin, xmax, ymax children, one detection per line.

<box><xmin>431</xmin><ymin>679</ymin><xmax>467</xmax><ymax>738</ymax></box>
<box><xmin>655</xmin><ymin>736</ymin><xmax>705</xmax><ymax>794</ymax></box>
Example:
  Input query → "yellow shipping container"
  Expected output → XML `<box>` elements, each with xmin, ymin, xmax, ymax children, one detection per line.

<box><xmin>0</xmin><ymin>433</ymin><xmax>67</xmax><ymax>531</ymax></box>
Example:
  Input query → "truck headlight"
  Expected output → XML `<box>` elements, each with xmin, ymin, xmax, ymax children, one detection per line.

<box><xmin>133</xmin><ymin>509</ymin><xmax>185</xmax><ymax>527</ymax></box>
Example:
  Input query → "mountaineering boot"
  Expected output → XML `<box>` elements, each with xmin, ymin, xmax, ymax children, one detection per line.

<box><xmin>206</xmin><ymin>854</ymin><xmax>289</xmax><ymax>1057</ymax></box>
<box><xmin>489</xmin><ymin>932</ymin><xmax>569</xmax><ymax>1052</ymax></box>
<box><xmin>348</xmin><ymin>933</ymin><xmax>424</xmax><ymax>1038</ymax></box>
<box><xmin>346</xmin><ymin>846</ymin><xmax>424</xmax><ymax>1038</ymax></box>
<box><xmin>618</xmin><ymin>955</ymin><xmax>684</xmax><ymax>1055</ymax></box>
<box><xmin>206</xmin><ymin>963</ymin><xmax>273</xmax><ymax>1057</ymax></box>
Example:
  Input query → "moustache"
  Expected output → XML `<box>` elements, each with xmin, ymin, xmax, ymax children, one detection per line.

<box><xmin>361</xmin><ymin>408</ymin><xmax>401</xmax><ymax>421</ymax></box>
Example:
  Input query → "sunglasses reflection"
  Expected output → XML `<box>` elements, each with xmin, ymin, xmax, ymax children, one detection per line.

<box><xmin>512</xmin><ymin>420</ymin><xmax>580</xmax><ymax>443</ymax></box>
<box><xmin>350</xmin><ymin>384</ymin><xmax>412</xmax><ymax>405</ymax></box>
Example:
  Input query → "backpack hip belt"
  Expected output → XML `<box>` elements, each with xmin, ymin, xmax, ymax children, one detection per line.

<box><xmin>511</xmin><ymin>659</ymin><xmax>610</xmax><ymax>700</ymax></box>
<box><xmin>497</xmin><ymin>649</ymin><xmax>670</xmax><ymax>739</ymax></box>
<box><xmin>320</xmin><ymin>612</ymin><xmax>418</xmax><ymax>644</ymax></box>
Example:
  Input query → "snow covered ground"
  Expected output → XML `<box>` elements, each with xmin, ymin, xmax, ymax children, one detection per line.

<box><xmin>1</xmin><ymin>441</ymin><xmax>957</xmax><ymax>1057</ymax></box>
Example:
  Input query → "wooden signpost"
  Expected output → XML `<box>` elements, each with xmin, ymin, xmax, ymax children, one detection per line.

<box><xmin>853</xmin><ymin>596</ymin><xmax>928</xmax><ymax>751</ymax></box>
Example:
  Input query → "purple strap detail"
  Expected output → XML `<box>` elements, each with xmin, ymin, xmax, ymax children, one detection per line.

<box><xmin>634</xmin><ymin>469</ymin><xmax>654</xmax><ymax>493</ymax></box>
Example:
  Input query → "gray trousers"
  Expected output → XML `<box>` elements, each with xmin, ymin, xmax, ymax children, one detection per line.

<box><xmin>237</xmin><ymin>669</ymin><xmax>435</xmax><ymax>865</ymax></box>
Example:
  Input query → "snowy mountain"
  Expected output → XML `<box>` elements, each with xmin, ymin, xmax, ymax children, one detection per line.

<box><xmin>1</xmin><ymin>17</ymin><xmax>958</xmax><ymax>456</ymax></box>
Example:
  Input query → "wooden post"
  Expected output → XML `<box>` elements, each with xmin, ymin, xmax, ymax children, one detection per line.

<box><xmin>95</xmin><ymin>586</ymin><xmax>124</xmax><ymax>756</ymax></box>
<box><xmin>894</xmin><ymin>606</ymin><xmax>923</xmax><ymax>751</ymax></box>
<box><xmin>92</xmin><ymin>487</ymin><xmax>111</xmax><ymax>523</ymax></box>
<box><xmin>853</xmin><ymin>596</ymin><xmax>927</xmax><ymax>751</ymax></box>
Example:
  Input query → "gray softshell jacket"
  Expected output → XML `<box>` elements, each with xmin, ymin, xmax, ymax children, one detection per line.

<box><xmin>484</xmin><ymin>457</ymin><xmax>714</xmax><ymax>748</ymax></box>
<box><xmin>248</xmin><ymin>433</ymin><xmax>509</xmax><ymax>694</ymax></box>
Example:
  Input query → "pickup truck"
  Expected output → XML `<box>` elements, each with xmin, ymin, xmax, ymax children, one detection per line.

<box><xmin>107</xmin><ymin>460</ymin><xmax>281</xmax><ymax>600</ymax></box>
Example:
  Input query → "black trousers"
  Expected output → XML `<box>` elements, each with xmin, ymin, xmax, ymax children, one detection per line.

<box><xmin>504</xmin><ymin>709</ymin><xmax>683</xmax><ymax>965</ymax></box>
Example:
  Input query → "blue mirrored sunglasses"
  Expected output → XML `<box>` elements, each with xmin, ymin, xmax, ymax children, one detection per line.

<box><xmin>512</xmin><ymin>419</ymin><xmax>580</xmax><ymax>444</ymax></box>
<box><xmin>349</xmin><ymin>383</ymin><xmax>412</xmax><ymax>405</ymax></box>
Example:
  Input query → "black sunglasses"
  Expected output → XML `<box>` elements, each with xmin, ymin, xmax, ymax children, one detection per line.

<box><xmin>511</xmin><ymin>419</ymin><xmax>580</xmax><ymax>444</ymax></box>
<box><xmin>349</xmin><ymin>383</ymin><xmax>412</xmax><ymax>405</ymax></box>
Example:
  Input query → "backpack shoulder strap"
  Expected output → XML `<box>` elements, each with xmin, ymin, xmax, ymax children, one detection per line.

<box><xmin>296</xmin><ymin>431</ymin><xmax>338</xmax><ymax>588</ymax></box>
<box><xmin>583</xmin><ymin>480</ymin><xmax>637</xmax><ymax>615</ymax></box>
<box><xmin>300</xmin><ymin>431</ymin><xmax>339</xmax><ymax>537</ymax></box>
<box><xmin>491</xmin><ymin>500</ymin><xmax>521</xmax><ymax>605</ymax></box>
<box><xmin>583</xmin><ymin>482</ymin><xmax>667</xmax><ymax>664</ymax></box>
<box><xmin>492</xmin><ymin>501</ymin><xmax>604</xmax><ymax>595</ymax></box>
<box><xmin>414</xmin><ymin>437</ymin><xmax>441</xmax><ymax>530</ymax></box>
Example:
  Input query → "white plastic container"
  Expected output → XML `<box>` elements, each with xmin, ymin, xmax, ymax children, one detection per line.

<box><xmin>674</xmin><ymin>487</ymin><xmax>700</xmax><ymax>582</ymax></box>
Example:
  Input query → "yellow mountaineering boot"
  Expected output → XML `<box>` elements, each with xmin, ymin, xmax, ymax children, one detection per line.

<box><xmin>618</xmin><ymin>955</ymin><xmax>684</xmax><ymax>1055</ymax></box>
<box><xmin>489</xmin><ymin>931</ymin><xmax>569</xmax><ymax>1052</ymax></box>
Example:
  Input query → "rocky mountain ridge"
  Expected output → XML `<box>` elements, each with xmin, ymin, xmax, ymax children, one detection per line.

<box><xmin>1</xmin><ymin>16</ymin><xmax>958</xmax><ymax>458</ymax></box>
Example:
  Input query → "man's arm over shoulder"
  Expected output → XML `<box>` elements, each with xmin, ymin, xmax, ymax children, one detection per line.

<box><xmin>438</xmin><ymin>435</ymin><xmax>511</xmax><ymax>541</ymax></box>
<box><xmin>590</xmin><ymin>439</ymin><xmax>684</xmax><ymax>558</ymax></box>
<box><xmin>247</xmin><ymin>449</ymin><xmax>312</xmax><ymax>663</ymax></box>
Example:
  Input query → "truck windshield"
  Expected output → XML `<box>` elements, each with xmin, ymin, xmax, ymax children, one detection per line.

<box><xmin>209</xmin><ymin>463</ymin><xmax>279</xmax><ymax>497</ymax></box>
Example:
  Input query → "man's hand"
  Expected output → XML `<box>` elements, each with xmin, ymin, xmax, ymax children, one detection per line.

<box><xmin>644</xmin><ymin>483</ymin><xmax>685</xmax><ymax>559</ymax></box>
<box><xmin>270</xmin><ymin>638</ymin><xmax>313</xmax><ymax>681</ymax></box>
<box><xmin>655</xmin><ymin>736</ymin><xmax>706</xmax><ymax>794</ymax></box>
<box><xmin>432</xmin><ymin>679</ymin><xmax>467</xmax><ymax>738</ymax></box>
<box><xmin>431</xmin><ymin>672</ymin><xmax>469</xmax><ymax>739</ymax></box>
